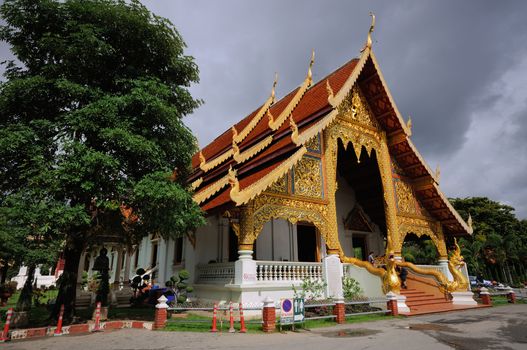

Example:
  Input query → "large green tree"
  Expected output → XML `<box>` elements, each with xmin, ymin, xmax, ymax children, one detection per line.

<box><xmin>450</xmin><ymin>197</ymin><xmax>527</xmax><ymax>285</ymax></box>
<box><xmin>0</xmin><ymin>0</ymin><xmax>205</xmax><ymax>321</ymax></box>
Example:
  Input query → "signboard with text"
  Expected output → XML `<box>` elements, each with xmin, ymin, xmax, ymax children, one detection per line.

<box><xmin>280</xmin><ymin>298</ymin><xmax>294</xmax><ymax>325</ymax></box>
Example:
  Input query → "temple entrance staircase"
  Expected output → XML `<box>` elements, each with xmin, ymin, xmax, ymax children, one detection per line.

<box><xmin>400</xmin><ymin>273</ymin><xmax>487</xmax><ymax>316</ymax></box>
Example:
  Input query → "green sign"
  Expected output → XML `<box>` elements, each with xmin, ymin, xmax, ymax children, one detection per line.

<box><xmin>293</xmin><ymin>298</ymin><xmax>305</xmax><ymax>323</ymax></box>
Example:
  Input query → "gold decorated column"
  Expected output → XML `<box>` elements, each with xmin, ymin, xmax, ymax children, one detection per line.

<box><xmin>379</xmin><ymin>132</ymin><xmax>400</xmax><ymax>255</ymax></box>
<box><xmin>237</xmin><ymin>203</ymin><xmax>257</xmax><ymax>252</ymax></box>
<box><xmin>323</xmin><ymin>128</ymin><xmax>346</xmax><ymax>256</ymax></box>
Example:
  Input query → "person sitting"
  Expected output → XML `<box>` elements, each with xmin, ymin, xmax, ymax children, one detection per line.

<box><xmin>368</xmin><ymin>251</ymin><xmax>375</xmax><ymax>265</ymax></box>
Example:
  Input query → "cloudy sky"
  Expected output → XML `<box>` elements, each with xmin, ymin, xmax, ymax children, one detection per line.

<box><xmin>2</xmin><ymin>1</ymin><xmax>527</xmax><ymax>219</ymax></box>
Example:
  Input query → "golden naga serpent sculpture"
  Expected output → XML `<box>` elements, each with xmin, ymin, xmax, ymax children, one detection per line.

<box><xmin>340</xmin><ymin>238</ymin><xmax>469</xmax><ymax>295</ymax></box>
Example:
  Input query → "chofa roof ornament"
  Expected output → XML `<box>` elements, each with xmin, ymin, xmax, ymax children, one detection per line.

<box><xmin>362</xmin><ymin>12</ymin><xmax>376</xmax><ymax>52</ymax></box>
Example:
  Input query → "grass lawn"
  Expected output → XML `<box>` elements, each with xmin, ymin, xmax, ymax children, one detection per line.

<box><xmin>490</xmin><ymin>295</ymin><xmax>526</xmax><ymax>306</ymax></box>
<box><xmin>163</xmin><ymin>312</ymin><xmax>394</xmax><ymax>333</ymax></box>
<box><xmin>1</xmin><ymin>291</ymin><xmax>155</xmax><ymax>329</ymax></box>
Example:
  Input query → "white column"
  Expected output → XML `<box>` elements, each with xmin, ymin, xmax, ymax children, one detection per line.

<box><xmin>234</xmin><ymin>250</ymin><xmax>257</xmax><ymax>285</ymax></box>
<box><xmin>438</xmin><ymin>259</ymin><xmax>453</xmax><ymax>281</ymax></box>
<box><xmin>113</xmin><ymin>248</ymin><xmax>124</xmax><ymax>289</ymax></box>
<box><xmin>157</xmin><ymin>239</ymin><xmax>168</xmax><ymax>286</ymax></box>
<box><xmin>123</xmin><ymin>250</ymin><xmax>132</xmax><ymax>286</ymax></box>
<box><xmin>77</xmin><ymin>251</ymin><xmax>87</xmax><ymax>289</ymax></box>
<box><xmin>322</xmin><ymin>254</ymin><xmax>343</xmax><ymax>298</ymax></box>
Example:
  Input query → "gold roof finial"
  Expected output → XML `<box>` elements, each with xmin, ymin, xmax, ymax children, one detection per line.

<box><xmin>467</xmin><ymin>213</ymin><xmax>473</xmax><ymax>231</ymax></box>
<box><xmin>362</xmin><ymin>12</ymin><xmax>376</xmax><ymax>52</ymax></box>
<box><xmin>406</xmin><ymin>116</ymin><xmax>412</xmax><ymax>136</ymax></box>
<box><xmin>267</xmin><ymin>110</ymin><xmax>275</xmax><ymax>125</ymax></box>
<box><xmin>199</xmin><ymin>151</ymin><xmax>206</xmax><ymax>166</ymax></box>
<box><xmin>289</xmin><ymin>115</ymin><xmax>299</xmax><ymax>145</ymax></box>
<box><xmin>435</xmin><ymin>165</ymin><xmax>441</xmax><ymax>183</ymax></box>
<box><xmin>271</xmin><ymin>72</ymin><xmax>278</xmax><ymax>103</ymax></box>
<box><xmin>228</xmin><ymin>165</ymin><xmax>238</xmax><ymax>184</ymax></box>
<box><xmin>326</xmin><ymin>79</ymin><xmax>337</xmax><ymax>107</ymax></box>
<box><xmin>231</xmin><ymin>125</ymin><xmax>238</xmax><ymax>139</ymax></box>
<box><xmin>307</xmin><ymin>49</ymin><xmax>315</xmax><ymax>86</ymax></box>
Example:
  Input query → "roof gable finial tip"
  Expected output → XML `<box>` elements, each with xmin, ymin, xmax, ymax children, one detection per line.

<box><xmin>307</xmin><ymin>49</ymin><xmax>315</xmax><ymax>85</ymax></box>
<box><xmin>362</xmin><ymin>12</ymin><xmax>376</xmax><ymax>52</ymax></box>
<box><xmin>271</xmin><ymin>72</ymin><xmax>278</xmax><ymax>102</ymax></box>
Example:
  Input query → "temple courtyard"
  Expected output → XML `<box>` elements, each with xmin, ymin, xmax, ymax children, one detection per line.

<box><xmin>3</xmin><ymin>304</ymin><xmax>526</xmax><ymax>350</ymax></box>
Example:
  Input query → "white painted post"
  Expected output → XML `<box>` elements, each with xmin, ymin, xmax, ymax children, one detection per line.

<box><xmin>234</xmin><ymin>250</ymin><xmax>257</xmax><ymax>285</ymax></box>
<box><xmin>322</xmin><ymin>254</ymin><xmax>343</xmax><ymax>298</ymax></box>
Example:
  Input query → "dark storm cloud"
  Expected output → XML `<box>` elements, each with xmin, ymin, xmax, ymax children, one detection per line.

<box><xmin>2</xmin><ymin>0</ymin><xmax>526</xmax><ymax>218</ymax></box>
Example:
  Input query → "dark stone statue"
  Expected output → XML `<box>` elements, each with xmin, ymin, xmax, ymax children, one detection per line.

<box><xmin>93</xmin><ymin>248</ymin><xmax>110</xmax><ymax>306</ymax></box>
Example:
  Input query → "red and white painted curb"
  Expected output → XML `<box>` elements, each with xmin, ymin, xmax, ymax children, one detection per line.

<box><xmin>4</xmin><ymin>320</ymin><xmax>153</xmax><ymax>342</ymax></box>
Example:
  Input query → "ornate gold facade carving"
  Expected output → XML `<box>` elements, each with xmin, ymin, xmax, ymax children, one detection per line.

<box><xmin>338</xmin><ymin>86</ymin><xmax>382</xmax><ymax>131</ymax></box>
<box><xmin>305</xmin><ymin>133</ymin><xmax>321</xmax><ymax>153</ymax></box>
<box><xmin>266</xmin><ymin>174</ymin><xmax>288</xmax><ymax>194</ymax></box>
<box><xmin>395</xmin><ymin>179</ymin><xmax>420</xmax><ymax>215</ymax></box>
<box><xmin>293</xmin><ymin>156</ymin><xmax>323</xmax><ymax>198</ymax></box>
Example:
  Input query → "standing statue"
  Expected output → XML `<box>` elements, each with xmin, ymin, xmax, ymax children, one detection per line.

<box><xmin>92</xmin><ymin>248</ymin><xmax>110</xmax><ymax>306</ymax></box>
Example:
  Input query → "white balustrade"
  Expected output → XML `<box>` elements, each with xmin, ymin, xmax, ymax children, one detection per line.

<box><xmin>195</xmin><ymin>263</ymin><xmax>235</xmax><ymax>284</ymax></box>
<box><xmin>255</xmin><ymin>261</ymin><xmax>322</xmax><ymax>282</ymax></box>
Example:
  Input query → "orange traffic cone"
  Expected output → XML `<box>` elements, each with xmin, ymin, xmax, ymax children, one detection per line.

<box><xmin>210</xmin><ymin>303</ymin><xmax>218</xmax><ymax>332</ymax></box>
<box><xmin>228</xmin><ymin>302</ymin><xmax>235</xmax><ymax>333</ymax></box>
<box><xmin>0</xmin><ymin>308</ymin><xmax>13</xmax><ymax>342</ymax></box>
<box><xmin>92</xmin><ymin>302</ymin><xmax>102</xmax><ymax>332</ymax></box>
<box><xmin>239</xmin><ymin>302</ymin><xmax>247</xmax><ymax>333</ymax></box>
<box><xmin>54</xmin><ymin>304</ymin><xmax>65</xmax><ymax>336</ymax></box>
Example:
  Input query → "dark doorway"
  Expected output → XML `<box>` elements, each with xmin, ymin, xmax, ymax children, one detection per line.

<box><xmin>228</xmin><ymin>226</ymin><xmax>238</xmax><ymax>262</ymax></box>
<box><xmin>352</xmin><ymin>235</ymin><xmax>367</xmax><ymax>260</ymax></box>
<box><xmin>297</xmin><ymin>224</ymin><xmax>319</xmax><ymax>262</ymax></box>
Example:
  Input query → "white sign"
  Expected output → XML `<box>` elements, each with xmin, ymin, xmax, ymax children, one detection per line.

<box><xmin>280</xmin><ymin>298</ymin><xmax>294</xmax><ymax>325</ymax></box>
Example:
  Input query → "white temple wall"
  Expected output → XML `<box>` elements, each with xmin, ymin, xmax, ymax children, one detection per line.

<box><xmin>335</xmin><ymin>173</ymin><xmax>385</xmax><ymax>257</ymax></box>
<box><xmin>335</xmin><ymin>173</ymin><xmax>357</xmax><ymax>257</ymax></box>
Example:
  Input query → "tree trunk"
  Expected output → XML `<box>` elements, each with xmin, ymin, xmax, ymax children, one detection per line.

<box><xmin>16</xmin><ymin>264</ymin><xmax>36</xmax><ymax>312</ymax></box>
<box><xmin>0</xmin><ymin>264</ymin><xmax>8</xmax><ymax>285</ymax></box>
<box><xmin>52</xmin><ymin>236</ymin><xmax>84</xmax><ymax>323</ymax></box>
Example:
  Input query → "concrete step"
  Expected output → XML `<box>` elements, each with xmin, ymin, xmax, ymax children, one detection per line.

<box><xmin>406</xmin><ymin>299</ymin><xmax>452</xmax><ymax>307</ymax></box>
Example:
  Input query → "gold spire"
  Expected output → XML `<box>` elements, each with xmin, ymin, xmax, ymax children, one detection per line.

<box><xmin>362</xmin><ymin>12</ymin><xmax>376</xmax><ymax>52</ymax></box>
<box><xmin>406</xmin><ymin>116</ymin><xmax>412</xmax><ymax>136</ymax></box>
<box><xmin>271</xmin><ymin>73</ymin><xmax>278</xmax><ymax>103</ymax></box>
<box><xmin>307</xmin><ymin>49</ymin><xmax>315</xmax><ymax>86</ymax></box>
<box><xmin>289</xmin><ymin>115</ymin><xmax>299</xmax><ymax>145</ymax></box>
<box><xmin>268</xmin><ymin>50</ymin><xmax>315</xmax><ymax>130</ymax></box>
<box><xmin>467</xmin><ymin>213</ymin><xmax>473</xmax><ymax>231</ymax></box>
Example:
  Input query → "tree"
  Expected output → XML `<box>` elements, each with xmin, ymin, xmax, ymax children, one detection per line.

<box><xmin>0</xmin><ymin>0</ymin><xmax>205</xmax><ymax>321</ymax></box>
<box><xmin>0</xmin><ymin>190</ymin><xmax>64</xmax><ymax>313</ymax></box>
<box><xmin>450</xmin><ymin>197</ymin><xmax>527</xmax><ymax>285</ymax></box>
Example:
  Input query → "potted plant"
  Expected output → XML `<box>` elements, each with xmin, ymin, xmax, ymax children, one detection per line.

<box><xmin>0</xmin><ymin>281</ymin><xmax>17</xmax><ymax>306</ymax></box>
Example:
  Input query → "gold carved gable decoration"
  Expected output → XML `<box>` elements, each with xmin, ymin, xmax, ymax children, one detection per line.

<box><xmin>338</xmin><ymin>86</ymin><xmax>381</xmax><ymax>131</ymax></box>
<box><xmin>293</xmin><ymin>155</ymin><xmax>323</xmax><ymax>198</ymax></box>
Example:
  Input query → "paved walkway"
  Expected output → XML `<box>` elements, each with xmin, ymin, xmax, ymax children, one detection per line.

<box><xmin>4</xmin><ymin>304</ymin><xmax>526</xmax><ymax>350</ymax></box>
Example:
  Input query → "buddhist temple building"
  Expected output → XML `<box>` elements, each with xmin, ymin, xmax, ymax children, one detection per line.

<box><xmin>81</xmin><ymin>16</ymin><xmax>479</xmax><ymax>314</ymax></box>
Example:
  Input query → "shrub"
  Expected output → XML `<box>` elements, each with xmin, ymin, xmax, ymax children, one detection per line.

<box><xmin>342</xmin><ymin>276</ymin><xmax>363</xmax><ymax>300</ymax></box>
<box><xmin>293</xmin><ymin>277</ymin><xmax>327</xmax><ymax>300</ymax></box>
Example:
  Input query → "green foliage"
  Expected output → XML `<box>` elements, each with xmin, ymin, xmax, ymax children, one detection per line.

<box><xmin>169</xmin><ymin>269</ymin><xmax>192</xmax><ymax>304</ymax></box>
<box><xmin>450</xmin><ymin>197</ymin><xmax>527</xmax><ymax>286</ymax></box>
<box><xmin>0</xmin><ymin>0</ymin><xmax>205</xmax><ymax>317</ymax></box>
<box><xmin>292</xmin><ymin>278</ymin><xmax>327</xmax><ymax>300</ymax></box>
<box><xmin>342</xmin><ymin>276</ymin><xmax>363</xmax><ymax>300</ymax></box>
<box><xmin>402</xmin><ymin>237</ymin><xmax>439</xmax><ymax>265</ymax></box>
